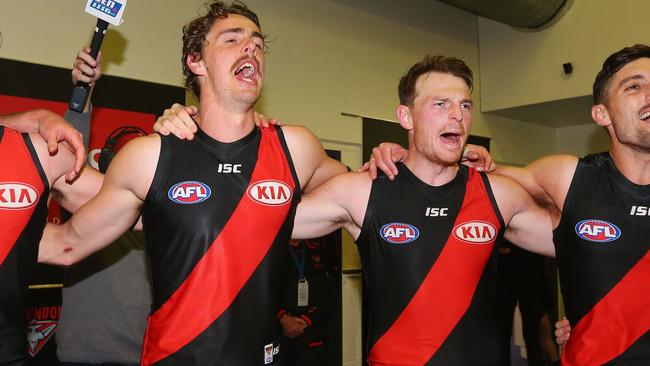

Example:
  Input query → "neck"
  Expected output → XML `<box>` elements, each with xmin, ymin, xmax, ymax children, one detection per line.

<box><xmin>403</xmin><ymin>153</ymin><xmax>459</xmax><ymax>186</ymax></box>
<box><xmin>196</xmin><ymin>100</ymin><xmax>256</xmax><ymax>143</ymax></box>
<box><xmin>610</xmin><ymin>143</ymin><xmax>650</xmax><ymax>185</ymax></box>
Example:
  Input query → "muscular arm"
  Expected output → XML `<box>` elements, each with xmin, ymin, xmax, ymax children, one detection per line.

<box><xmin>292</xmin><ymin>172</ymin><xmax>371</xmax><ymax>240</ymax></box>
<box><xmin>494</xmin><ymin>154</ymin><xmax>578</xmax><ymax>214</ymax></box>
<box><xmin>282</xmin><ymin>125</ymin><xmax>348</xmax><ymax>193</ymax></box>
<box><xmin>38</xmin><ymin>135</ymin><xmax>159</xmax><ymax>266</ymax></box>
<box><xmin>489</xmin><ymin>174</ymin><xmax>556</xmax><ymax>257</ymax></box>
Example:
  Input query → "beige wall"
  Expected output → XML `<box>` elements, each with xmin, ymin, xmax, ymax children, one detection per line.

<box><xmin>479</xmin><ymin>0</ymin><xmax>650</xmax><ymax>111</ymax></box>
<box><xmin>1</xmin><ymin>1</ymin><xmax>581</xmax><ymax>364</ymax></box>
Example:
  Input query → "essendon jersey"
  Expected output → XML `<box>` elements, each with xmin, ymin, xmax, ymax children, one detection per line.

<box><xmin>0</xmin><ymin>127</ymin><xmax>49</xmax><ymax>365</ymax></box>
<box><xmin>554</xmin><ymin>153</ymin><xmax>650</xmax><ymax>365</ymax></box>
<box><xmin>356</xmin><ymin>164</ymin><xmax>505</xmax><ymax>366</ymax></box>
<box><xmin>141</xmin><ymin>126</ymin><xmax>300</xmax><ymax>365</ymax></box>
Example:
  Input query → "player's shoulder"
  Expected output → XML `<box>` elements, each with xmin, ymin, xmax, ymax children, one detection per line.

<box><xmin>529</xmin><ymin>154</ymin><xmax>579</xmax><ymax>174</ymax></box>
<box><xmin>27</xmin><ymin>132</ymin><xmax>75</xmax><ymax>184</ymax></box>
<box><xmin>280</xmin><ymin>124</ymin><xmax>318</xmax><ymax>143</ymax></box>
<box><xmin>117</xmin><ymin>133</ymin><xmax>161</xmax><ymax>155</ymax></box>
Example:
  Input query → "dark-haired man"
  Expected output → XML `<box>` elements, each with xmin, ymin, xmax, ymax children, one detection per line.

<box><xmin>495</xmin><ymin>44</ymin><xmax>650</xmax><ymax>365</ymax></box>
<box><xmin>38</xmin><ymin>2</ymin><xmax>366</xmax><ymax>365</ymax></box>
<box><xmin>290</xmin><ymin>54</ymin><xmax>555</xmax><ymax>365</ymax></box>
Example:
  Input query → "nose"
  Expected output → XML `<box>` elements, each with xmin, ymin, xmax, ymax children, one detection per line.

<box><xmin>242</xmin><ymin>37</ymin><xmax>257</xmax><ymax>56</ymax></box>
<box><xmin>450</xmin><ymin>101</ymin><xmax>463</xmax><ymax>122</ymax></box>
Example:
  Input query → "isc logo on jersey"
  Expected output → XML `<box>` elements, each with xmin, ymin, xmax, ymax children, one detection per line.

<box><xmin>0</xmin><ymin>182</ymin><xmax>39</xmax><ymax>210</ymax></box>
<box><xmin>168</xmin><ymin>181</ymin><xmax>211</xmax><ymax>204</ymax></box>
<box><xmin>453</xmin><ymin>221</ymin><xmax>497</xmax><ymax>244</ymax></box>
<box><xmin>380</xmin><ymin>223</ymin><xmax>420</xmax><ymax>244</ymax></box>
<box><xmin>575</xmin><ymin>219</ymin><xmax>621</xmax><ymax>242</ymax></box>
<box><xmin>247</xmin><ymin>180</ymin><xmax>292</xmax><ymax>206</ymax></box>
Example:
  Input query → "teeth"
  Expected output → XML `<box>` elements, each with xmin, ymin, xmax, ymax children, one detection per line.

<box><xmin>641</xmin><ymin>112</ymin><xmax>650</xmax><ymax>121</ymax></box>
<box><xmin>236</xmin><ymin>62</ymin><xmax>255</xmax><ymax>78</ymax></box>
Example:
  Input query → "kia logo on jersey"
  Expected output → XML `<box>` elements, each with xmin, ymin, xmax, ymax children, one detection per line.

<box><xmin>380</xmin><ymin>223</ymin><xmax>420</xmax><ymax>244</ymax></box>
<box><xmin>0</xmin><ymin>182</ymin><xmax>39</xmax><ymax>210</ymax></box>
<box><xmin>575</xmin><ymin>219</ymin><xmax>621</xmax><ymax>242</ymax></box>
<box><xmin>453</xmin><ymin>221</ymin><xmax>497</xmax><ymax>244</ymax></box>
<box><xmin>168</xmin><ymin>181</ymin><xmax>211</xmax><ymax>204</ymax></box>
<box><xmin>247</xmin><ymin>180</ymin><xmax>292</xmax><ymax>206</ymax></box>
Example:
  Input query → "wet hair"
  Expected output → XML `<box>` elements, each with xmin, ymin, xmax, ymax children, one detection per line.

<box><xmin>593</xmin><ymin>44</ymin><xmax>650</xmax><ymax>105</ymax></box>
<box><xmin>398</xmin><ymin>54</ymin><xmax>473</xmax><ymax>106</ymax></box>
<box><xmin>182</xmin><ymin>1</ymin><xmax>264</xmax><ymax>98</ymax></box>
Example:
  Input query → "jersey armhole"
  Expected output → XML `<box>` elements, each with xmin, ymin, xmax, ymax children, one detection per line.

<box><xmin>355</xmin><ymin>179</ymin><xmax>380</xmax><ymax>248</ymax></box>
<box><xmin>144</xmin><ymin>134</ymin><xmax>167</xmax><ymax>204</ymax></box>
<box><xmin>276</xmin><ymin>125</ymin><xmax>302</xmax><ymax>202</ymax></box>
<box><xmin>479</xmin><ymin>172</ymin><xmax>506</xmax><ymax>231</ymax></box>
<box><xmin>22</xmin><ymin>133</ymin><xmax>50</xmax><ymax>193</ymax></box>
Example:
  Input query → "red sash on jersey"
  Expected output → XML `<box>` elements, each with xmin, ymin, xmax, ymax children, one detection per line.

<box><xmin>0</xmin><ymin>129</ymin><xmax>44</xmax><ymax>266</ymax></box>
<box><xmin>562</xmin><ymin>249</ymin><xmax>650</xmax><ymax>365</ymax></box>
<box><xmin>141</xmin><ymin>127</ymin><xmax>296</xmax><ymax>365</ymax></box>
<box><xmin>368</xmin><ymin>170</ymin><xmax>501</xmax><ymax>366</ymax></box>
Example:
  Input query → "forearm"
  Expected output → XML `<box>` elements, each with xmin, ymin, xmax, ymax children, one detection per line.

<box><xmin>39</xmin><ymin>188</ymin><xmax>141</xmax><ymax>266</ymax></box>
<box><xmin>0</xmin><ymin>109</ymin><xmax>52</xmax><ymax>133</ymax></box>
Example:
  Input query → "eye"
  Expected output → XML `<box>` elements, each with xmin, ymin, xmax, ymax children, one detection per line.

<box><xmin>225</xmin><ymin>38</ymin><xmax>237</xmax><ymax>44</ymax></box>
<box><xmin>434</xmin><ymin>101</ymin><xmax>447</xmax><ymax>107</ymax></box>
<box><xmin>625</xmin><ymin>83</ymin><xmax>640</xmax><ymax>91</ymax></box>
<box><xmin>461</xmin><ymin>103</ymin><xmax>473</xmax><ymax>110</ymax></box>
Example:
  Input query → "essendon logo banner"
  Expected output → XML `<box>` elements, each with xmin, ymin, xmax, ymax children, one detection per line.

<box><xmin>25</xmin><ymin>288</ymin><xmax>62</xmax><ymax>359</ymax></box>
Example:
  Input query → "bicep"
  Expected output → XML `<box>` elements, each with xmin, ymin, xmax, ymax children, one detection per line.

<box><xmin>283</xmin><ymin>125</ymin><xmax>347</xmax><ymax>192</ymax></box>
<box><xmin>52</xmin><ymin>167</ymin><xmax>104</xmax><ymax>213</ymax></box>
<box><xmin>303</xmin><ymin>155</ymin><xmax>347</xmax><ymax>193</ymax></box>
<box><xmin>502</xmin><ymin>182</ymin><xmax>555</xmax><ymax>257</ymax></box>
<box><xmin>293</xmin><ymin>173</ymin><xmax>363</xmax><ymax>240</ymax></box>
<box><xmin>293</xmin><ymin>183</ymin><xmax>349</xmax><ymax>239</ymax></box>
<box><xmin>495</xmin><ymin>164</ymin><xmax>549</xmax><ymax>205</ymax></box>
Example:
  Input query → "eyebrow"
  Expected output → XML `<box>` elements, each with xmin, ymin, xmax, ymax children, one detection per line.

<box><xmin>618</xmin><ymin>74</ymin><xmax>646</xmax><ymax>88</ymax></box>
<box><xmin>218</xmin><ymin>27</ymin><xmax>264</xmax><ymax>40</ymax></box>
<box><xmin>435</xmin><ymin>97</ymin><xmax>473</xmax><ymax>104</ymax></box>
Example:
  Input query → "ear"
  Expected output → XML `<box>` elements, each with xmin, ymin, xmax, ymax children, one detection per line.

<box><xmin>591</xmin><ymin>104</ymin><xmax>611</xmax><ymax>127</ymax></box>
<box><xmin>397</xmin><ymin>105</ymin><xmax>413</xmax><ymax>131</ymax></box>
<box><xmin>186</xmin><ymin>53</ymin><xmax>206</xmax><ymax>76</ymax></box>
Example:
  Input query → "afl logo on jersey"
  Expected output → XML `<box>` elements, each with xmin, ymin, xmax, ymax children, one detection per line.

<box><xmin>380</xmin><ymin>223</ymin><xmax>420</xmax><ymax>244</ymax></box>
<box><xmin>575</xmin><ymin>219</ymin><xmax>621</xmax><ymax>242</ymax></box>
<box><xmin>168</xmin><ymin>181</ymin><xmax>211</xmax><ymax>204</ymax></box>
<box><xmin>247</xmin><ymin>180</ymin><xmax>292</xmax><ymax>206</ymax></box>
<box><xmin>0</xmin><ymin>182</ymin><xmax>39</xmax><ymax>210</ymax></box>
<box><xmin>453</xmin><ymin>221</ymin><xmax>497</xmax><ymax>244</ymax></box>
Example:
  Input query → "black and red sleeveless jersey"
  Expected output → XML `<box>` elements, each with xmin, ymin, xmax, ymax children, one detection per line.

<box><xmin>356</xmin><ymin>164</ymin><xmax>505</xmax><ymax>366</ymax></box>
<box><xmin>0</xmin><ymin>127</ymin><xmax>49</xmax><ymax>365</ymax></box>
<box><xmin>554</xmin><ymin>152</ymin><xmax>650</xmax><ymax>365</ymax></box>
<box><xmin>140</xmin><ymin>126</ymin><xmax>300</xmax><ymax>365</ymax></box>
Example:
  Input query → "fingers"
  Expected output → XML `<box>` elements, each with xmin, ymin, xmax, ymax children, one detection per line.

<box><xmin>367</xmin><ymin>155</ymin><xmax>378</xmax><ymax>180</ymax></box>
<box><xmin>372</xmin><ymin>146</ymin><xmax>397</xmax><ymax>180</ymax></box>
<box><xmin>72</xmin><ymin>48</ymin><xmax>102</xmax><ymax>85</ymax></box>
<box><xmin>554</xmin><ymin>317</ymin><xmax>571</xmax><ymax>345</ymax></box>
<box><xmin>253</xmin><ymin>112</ymin><xmax>280</xmax><ymax>128</ymax></box>
<box><xmin>60</xmin><ymin>130</ymin><xmax>86</xmax><ymax>181</ymax></box>
<box><xmin>154</xmin><ymin>104</ymin><xmax>198</xmax><ymax>140</ymax></box>
<box><xmin>460</xmin><ymin>144</ymin><xmax>495</xmax><ymax>172</ymax></box>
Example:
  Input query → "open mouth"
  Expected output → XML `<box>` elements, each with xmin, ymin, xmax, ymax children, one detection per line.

<box><xmin>235</xmin><ymin>62</ymin><xmax>256</xmax><ymax>79</ymax></box>
<box><xmin>440</xmin><ymin>132</ymin><xmax>461</xmax><ymax>145</ymax></box>
<box><xmin>640</xmin><ymin>111</ymin><xmax>650</xmax><ymax>121</ymax></box>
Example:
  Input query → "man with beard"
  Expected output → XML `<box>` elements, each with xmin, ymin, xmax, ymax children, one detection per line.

<box><xmin>38</xmin><ymin>2</ymin><xmax>362</xmax><ymax>365</ymax></box>
<box><xmin>500</xmin><ymin>44</ymin><xmax>650</xmax><ymax>365</ymax></box>
<box><xmin>289</xmin><ymin>54</ymin><xmax>555</xmax><ymax>365</ymax></box>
